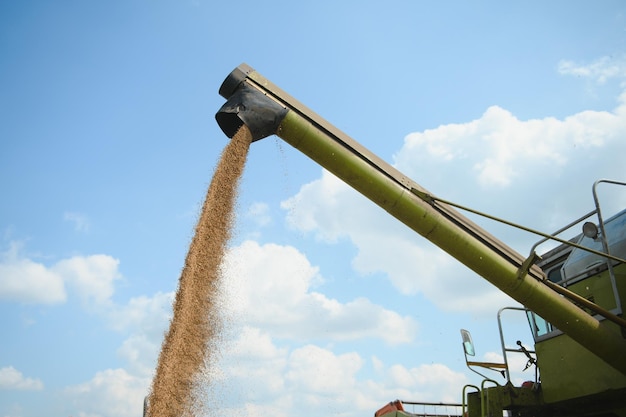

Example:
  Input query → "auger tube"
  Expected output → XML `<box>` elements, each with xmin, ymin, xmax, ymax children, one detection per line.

<box><xmin>215</xmin><ymin>63</ymin><xmax>626</xmax><ymax>375</ymax></box>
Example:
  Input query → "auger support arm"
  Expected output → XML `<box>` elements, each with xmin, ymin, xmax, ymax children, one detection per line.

<box><xmin>215</xmin><ymin>63</ymin><xmax>626</xmax><ymax>375</ymax></box>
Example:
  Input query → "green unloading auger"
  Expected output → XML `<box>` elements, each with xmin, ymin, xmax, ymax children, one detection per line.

<box><xmin>215</xmin><ymin>63</ymin><xmax>626</xmax><ymax>375</ymax></box>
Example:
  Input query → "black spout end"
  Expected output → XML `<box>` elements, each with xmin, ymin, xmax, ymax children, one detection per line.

<box><xmin>216</xmin><ymin>68</ymin><xmax>287</xmax><ymax>142</ymax></box>
<box><xmin>215</xmin><ymin>106</ymin><xmax>246</xmax><ymax>139</ymax></box>
<box><xmin>218</xmin><ymin>63</ymin><xmax>254</xmax><ymax>99</ymax></box>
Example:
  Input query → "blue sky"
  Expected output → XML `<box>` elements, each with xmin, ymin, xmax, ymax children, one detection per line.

<box><xmin>2</xmin><ymin>1</ymin><xmax>626</xmax><ymax>416</ymax></box>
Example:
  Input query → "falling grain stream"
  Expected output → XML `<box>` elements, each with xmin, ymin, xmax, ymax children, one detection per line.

<box><xmin>146</xmin><ymin>126</ymin><xmax>252</xmax><ymax>417</ymax></box>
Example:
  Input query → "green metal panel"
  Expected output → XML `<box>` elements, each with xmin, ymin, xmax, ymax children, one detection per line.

<box><xmin>466</xmin><ymin>384</ymin><xmax>544</xmax><ymax>417</ymax></box>
<box><xmin>536</xmin><ymin>324</ymin><xmax>626</xmax><ymax>404</ymax></box>
<box><xmin>535</xmin><ymin>265</ymin><xmax>626</xmax><ymax>403</ymax></box>
<box><xmin>568</xmin><ymin>266</ymin><xmax>626</xmax><ymax>312</ymax></box>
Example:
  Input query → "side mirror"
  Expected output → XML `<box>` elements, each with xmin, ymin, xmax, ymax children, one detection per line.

<box><xmin>460</xmin><ymin>329</ymin><xmax>475</xmax><ymax>356</ymax></box>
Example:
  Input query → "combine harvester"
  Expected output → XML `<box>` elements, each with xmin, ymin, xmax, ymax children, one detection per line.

<box><xmin>215</xmin><ymin>64</ymin><xmax>626</xmax><ymax>417</ymax></box>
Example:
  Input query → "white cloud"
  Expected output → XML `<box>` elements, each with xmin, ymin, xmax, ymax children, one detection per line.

<box><xmin>245</xmin><ymin>202</ymin><xmax>272</xmax><ymax>227</ymax></box>
<box><xmin>52</xmin><ymin>255</ymin><xmax>121</xmax><ymax>308</ymax></box>
<box><xmin>0</xmin><ymin>242</ymin><xmax>167</xmax><ymax>415</ymax></box>
<box><xmin>107</xmin><ymin>292</ymin><xmax>174</xmax><ymax>376</ymax></box>
<box><xmin>213</xmin><ymin>326</ymin><xmax>289</xmax><ymax>406</ymax></box>
<box><xmin>285</xmin><ymin>345</ymin><xmax>362</xmax><ymax>394</ymax></box>
<box><xmin>106</xmin><ymin>292</ymin><xmax>173</xmax><ymax>335</ymax></box>
<box><xmin>227</xmin><ymin>326</ymin><xmax>288</xmax><ymax>361</ymax></box>
<box><xmin>0</xmin><ymin>242</ymin><xmax>66</xmax><ymax>304</ymax></box>
<box><xmin>0</xmin><ymin>366</ymin><xmax>43</xmax><ymax>391</ymax></box>
<box><xmin>221</xmin><ymin>240</ymin><xmax>417</xmax><ymax>344</ymax></box>
<box><xmin>393</xmin><ymin>79</ymin><xmax>626</xmax><ymax>258</ymax></box>
<box><xmin>64</xmin><ymin>369</ymin><xmax>150</xmax><ymax>417</ymax></box>
<box><xmin>64</xmin><ymin>211</ymin><xmax>91</xmax><ymax>233</ymax></box>
<box><xmin>397</xmin><ymin>102</ymin><xmax>624</xmax><ymax>189</ymax></box>
<box><xmin>9</xmin><ymin>290</ymin><xmax>170</xmax><ymax>417</ymax></box>
<box><xmin>558</xmin><ymin>55</ymin><xmax>626</xmax><ymax>84</ymax></box>
<box><xmin>215</xmin><ymin>327</ymin><xmax>469</xmax><ymax>417</ymax></box>
<box><xmin>215</xmin><ymin>329</ymin><xmax>373</xmax><ymax>417</ymax></box>
<box><xmin>0</xmin><ymin>242</ymin><xmax>122</xmax><ymax>307</ymax></box>
<box><xmin>382</xmin><ymin>362</ymin><xmax>468</xmax><ymax>404</ymax></box>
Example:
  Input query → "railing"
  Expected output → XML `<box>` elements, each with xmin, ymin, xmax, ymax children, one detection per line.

<box><xmin>400</xmin><ymin>401</ymin><xmax>463</xmax><ymax>417</ymax></box>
